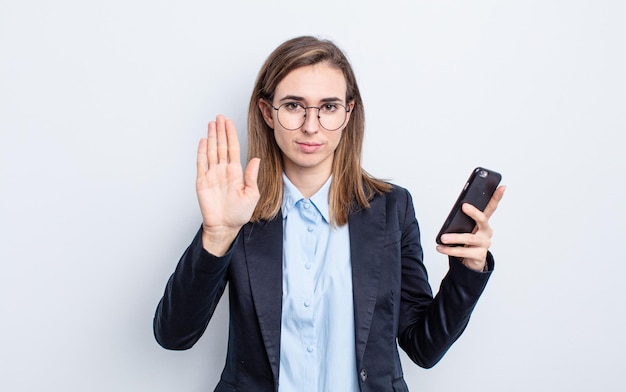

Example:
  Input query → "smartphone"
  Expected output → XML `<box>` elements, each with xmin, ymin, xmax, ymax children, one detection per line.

<box><xmin>436</xmin><ymin>167</ymin><xmax>502</xmax><ymax>246</ymax></box>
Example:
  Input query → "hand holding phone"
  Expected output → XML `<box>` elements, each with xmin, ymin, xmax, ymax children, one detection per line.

<box><xmin>436</xmin><ymin>167</ymin><xmax>502</xmax><ymax>246</ymax></box>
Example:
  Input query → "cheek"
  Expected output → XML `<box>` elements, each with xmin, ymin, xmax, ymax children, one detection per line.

<box><xmin>273</xmin><ymin>129</ymin><xmax>290</xmax><ymax>151</ymax></box>
<box><xmin>329</xmin><ymin>131</ymin><xmax>344</xmax><ymax>150</ymax></box>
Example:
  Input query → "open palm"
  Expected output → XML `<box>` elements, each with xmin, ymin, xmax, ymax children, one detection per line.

<box><xmin>196</xmin><ymin>115</ymin><xmax>260</xmax><ymax>255</ymax></box>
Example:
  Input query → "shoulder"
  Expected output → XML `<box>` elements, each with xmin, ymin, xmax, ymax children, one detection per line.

<box><xmin>374</xmin><ymin>182</ymin><xmax>414</xmax><ymax>206</ymax></box>
<box><xmin>364</xmin><ymin>183</ymin><xmax>417</xmax><ymax>224</ymax></box>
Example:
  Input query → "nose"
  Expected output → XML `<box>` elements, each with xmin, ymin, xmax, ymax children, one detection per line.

<box><xmin>301</xmin><ymin>107</ymin><xmax>320</xmax><ymax>133</ymax></box>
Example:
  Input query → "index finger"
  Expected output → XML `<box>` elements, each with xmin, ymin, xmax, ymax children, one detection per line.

<box><xmin>483</xmin><ymin>185</ymin><xmax>506</xmax><ymax>219</ymax></box>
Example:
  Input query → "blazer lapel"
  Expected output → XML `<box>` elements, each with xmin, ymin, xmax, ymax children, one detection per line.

<box><xmin>241</xmin><ymin>197</ymin><xmax>387</xmax><ymax>379</ymax></box>
<box><xmin>243</xmin><ymin>216</ymin><xmax>283</xmax><ymax>383</ymax></box>
<box><xmin>349</xmin><ymin>193</ymin><xmax>386</xmax><ymax>364</ymax></box>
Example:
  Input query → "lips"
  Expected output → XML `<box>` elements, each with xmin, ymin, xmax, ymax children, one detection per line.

<box><xmin>296</xmin><ymin>141</ymin><xmax>322</xmax><ymax>153</ymax></box>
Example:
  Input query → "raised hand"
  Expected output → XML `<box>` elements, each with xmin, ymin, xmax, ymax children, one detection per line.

<box><xmin>196</xmin><ymin>115</ymin><xmax>261</xmax><ymax>256</ymax></box>
<box><xmin>436</xmin><ymin>185</ymin><xmax>506</xmax><ymax>271</ymax></box>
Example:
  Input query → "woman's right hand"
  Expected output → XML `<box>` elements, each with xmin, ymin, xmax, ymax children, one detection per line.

<box><xmin>196</xmin><ymin>115</ymin><xmax>261</xmax><ymax>256</ymax></box>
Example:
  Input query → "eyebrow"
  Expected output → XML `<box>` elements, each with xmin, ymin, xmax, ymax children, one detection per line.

<box><xmin>278</xmin><ymin>95</ymin><xmax>345</xmax><ymax>104</ymax></box>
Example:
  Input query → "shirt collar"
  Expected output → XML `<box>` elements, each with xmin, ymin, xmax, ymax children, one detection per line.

<box><xmin>281</xmin><ymin>173</ymin><xmax>331</xmax><ymax>223</ymax></box>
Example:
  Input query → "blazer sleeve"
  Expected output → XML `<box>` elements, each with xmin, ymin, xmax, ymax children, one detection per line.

<box><xmin>153</xmin><ymin>227</ymin><xmax>236</xmax><ymax>350</ymax></box>
<box><xmin>395</xmin><ymin>187</ymin><xmax>494</xmax><ymax>368</ymax></box>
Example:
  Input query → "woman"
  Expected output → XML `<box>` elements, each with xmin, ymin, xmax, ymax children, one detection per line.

<box><xmin>154</xmin><ymin>35</ymin><xmax>505</xmax><ymax>392</ymax></box>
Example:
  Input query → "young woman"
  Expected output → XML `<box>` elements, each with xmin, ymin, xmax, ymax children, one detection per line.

<box><xmin>154</xmin><ymin>35</ymin><xmax>505</xmax><ymax>392</ymax></box>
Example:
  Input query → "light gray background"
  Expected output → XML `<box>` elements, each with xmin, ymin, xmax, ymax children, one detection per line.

<box><xmin>1</xmin><ymin>1</ymin><xmax>624</xmax><ymax>391</ymax></box>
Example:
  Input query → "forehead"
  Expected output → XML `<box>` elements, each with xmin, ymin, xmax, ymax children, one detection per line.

<box><xmin>275</xmin><ymin>63</ymin><xmax>347</xmax><ymax>101</ymax></box>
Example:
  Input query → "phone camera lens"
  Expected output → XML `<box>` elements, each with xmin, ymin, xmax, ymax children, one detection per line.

<box><xmin>478</xmin><ymin>170</ymin><xmax>488</xmax><ymax>178</ymax></box>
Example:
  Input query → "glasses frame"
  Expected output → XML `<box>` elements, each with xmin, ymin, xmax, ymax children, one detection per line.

<box><xmin>268</xmin><ymin>101</ymin><xmax>351</xmax><ymax>131</ymax></box>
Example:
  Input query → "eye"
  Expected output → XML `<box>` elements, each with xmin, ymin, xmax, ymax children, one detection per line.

<box><xmin>283</xmin><ymin>102</ymin><xmax>304</xmax><ymax>112</ymax></box>
<box><xmin>321</xmin><ymin>103</ymin><xmax>339</xmax><ymax>113</ymax></box>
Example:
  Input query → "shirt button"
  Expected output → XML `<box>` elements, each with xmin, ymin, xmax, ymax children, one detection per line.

<box><xmin>307</xmin><ymin>226</ymin><xmax>314</xmax><ymax>232</ymax></box>
<box><xmin>307</xmin><ymin>346</ymin><xmax>314</xmax><ymax>353</ymax></box>
<box><xmin>304</xmin><ymin>263</ymin><xmax>312</xmax><ymax>270</ymax></box>
<box><xmin>303</xmin><ymin>202</ymin><xmax>310</xmax><ymax>209</ymax></box>
<box><xmin>304</xmin><ymin>300</ymin><xmax>311</xmax><ymax>307</ymax></box>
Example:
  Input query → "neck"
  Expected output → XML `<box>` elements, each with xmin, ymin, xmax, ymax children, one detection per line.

<box><xmin>283</xmin><ymin>167</ymin><xmax>331</xmax><ymax>199</ymax></box>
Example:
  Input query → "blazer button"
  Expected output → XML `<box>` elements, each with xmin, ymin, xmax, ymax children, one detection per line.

<box><xmin>359</xmin><ymin>368</ymin><xmax>367</xmax><ymax>382</ymax></box>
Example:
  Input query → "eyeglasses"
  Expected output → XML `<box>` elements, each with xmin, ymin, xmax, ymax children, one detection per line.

<box><xmin>269</xmin><ymin>101</ymin><xmax>350</xmax><ymax>131</ymax></box>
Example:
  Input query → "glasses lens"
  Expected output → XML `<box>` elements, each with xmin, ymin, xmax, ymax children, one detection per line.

<box><xmin>318</xmin><ymin>103</ymin><xmax>347</xmax><ymax>131</ymax></box>
<box><xmin>277</xmin><ymin>103</ymin><xmax>347</xmax><ymax>131</ymax></box>
<box><xmin>277</xmin><ymin>103</ymin><xmax>305</xmax><ymax>130</ymax></box>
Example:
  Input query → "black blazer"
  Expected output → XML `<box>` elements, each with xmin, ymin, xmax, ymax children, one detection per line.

<box><xmin>154</xmin><ymin>185</ymin><xmax>493</xmax><ymax>391</ymax></box>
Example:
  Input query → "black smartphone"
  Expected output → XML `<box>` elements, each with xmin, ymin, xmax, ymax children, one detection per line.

<box><xmin>436</xmin><ymin>167</ymin><xmax>502</xmax><ymax>246</ymax></box>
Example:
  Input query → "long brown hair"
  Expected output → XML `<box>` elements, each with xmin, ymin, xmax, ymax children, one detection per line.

<box><xmin>247</xmin><ymin>36</ymin><xmax>391</xmax><ymax>226</ymax></box>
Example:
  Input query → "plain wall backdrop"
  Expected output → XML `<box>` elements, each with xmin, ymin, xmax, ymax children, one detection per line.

<box><xmin>1</xmin><ymin>0</ymin><xmax>624</xmax><ymax>391</ymax></box>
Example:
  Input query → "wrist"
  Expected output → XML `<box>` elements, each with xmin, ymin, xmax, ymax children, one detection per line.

<box><xmin>201</xmin><ymin>224</ymin><xmax>241</xmax><ymax>256</ymax></box>
<box><xmin>461</xmin><ymin>257</ymin><xmax>488</xmax><ymax>272</ymax></box>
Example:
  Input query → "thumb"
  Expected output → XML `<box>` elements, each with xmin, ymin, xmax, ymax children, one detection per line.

<box><xmin>244</xmin><ymin>157</ymin><xmax>261</xmax><ymax>192</ymax></box>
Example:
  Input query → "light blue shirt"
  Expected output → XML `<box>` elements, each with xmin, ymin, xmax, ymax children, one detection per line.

<box><xmin>278</xmin><ymin>174</ymin><xmax>359</xmax><ymax>392</ymax></box>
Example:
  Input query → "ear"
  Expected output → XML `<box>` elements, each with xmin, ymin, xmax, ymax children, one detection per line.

<box><xmin>344</xmin><ymin>101</ymin><xmax>356</xmax><ymax>125</ymax></box>
<box><xmin>258</xmin><ymin>99</ymin><xmax>275</xmax><ymax>129</ymax></box>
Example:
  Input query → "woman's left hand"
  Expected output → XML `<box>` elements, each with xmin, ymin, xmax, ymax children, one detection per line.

<box><xmin>436</xmin><ymin>185</ymin><xmax>506</xmax><ymax>272</ymax></box>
